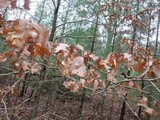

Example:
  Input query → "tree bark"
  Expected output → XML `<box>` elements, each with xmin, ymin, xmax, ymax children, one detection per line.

<box><xmin>146</xmin><ymin>13</ymin><xmax>151</xmax><ymax>49</ymax></box>
<box><xmin>38</xmin><ymin>0</ymin><xmax>46</xmax><ymax>24</ymax></box>
<box><xmin>120</xmin><ymin>99</ymin><xmax>126</xmax><ymax>120</ymax></box>
<box><xmin>59</xmin><ymin>1</ymin><xmax>70</xmax><ymax>43</ymax></box>
<box><xmin>154</xmin><ymin>9</ymin><xmax>160</xmax><ymax>56</ymax></box>
<box><xmin>49</xmin><ymin>0</ymin><xmax>61</xmax><ymax>42</ymax></box>
<box><xmin>77</xmin><ymin>15</ymin><xmax>99</xmax><ymax>118</ymax></box>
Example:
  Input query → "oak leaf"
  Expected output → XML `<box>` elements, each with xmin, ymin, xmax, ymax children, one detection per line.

<box><xmin>0</xmin><ymin>53</ymin><xmax>7</xmax><ymax>62</ymax></box>
<box><xmin>23</xmin><ymin>0</ymin><xmax>30</xmax><ymax>10</ymax></box>
<box><xmin>144</xmin><ymin>107</ymin><xmax>157</xmax><ymax>116</ymax></box>
<box><xmin>62</xmin><ymin>56</ymin><xmax>87</xmax><ymax>77</ymax></box>
<box><xmin>137</xmin><ymin>97</ymin><xmax>148</xmax><ymax>107</ymax></box>
<box><xmin>63</xmin><ymin>81</ymin><xmax>81</xmax><ymax>92</ymax></box>
<box><xmin>152</xmin><ymin>63</ymin><xmax>160</xmax><ymax>78</ymax></box>
<box><xmin>134</xmin><ymin>60</ymin><xmax>146</xmax><ymax>73</ymax></box>
<box><xmin>89</xmin><ymin>54</ymin><xmax>99</xmax><ymax>61</ymax></box>
<box><xmin>30</xmin><ymin>62</ymin><xmax>41</xmax><ymax>74</ymax></box>
<box><xmin>107</xmin><ymin>73</ymin><xmax>117</xmax><ymax>83</ymax></box>
<box><xmin>0</xmin><ymin>0</ymin><xmax>10</xmax><ymax>9</ymax></box>
<box><xmin>10</xmin><ymin>0</ymin><xmax>17</xmax><ymax>9</ymax></box>
<box><xmin>11</xmin><ymin>85</ymin><xmax>19</xmax><ymax>96</ymax></box>
<box><xmin>54</xmin><ymin>43</ymin><xmax>69</xmax><ymax>53</ymax></box>
<box><xmin>75</xmin><ymin>44</ymin><xmax>84</xmax><ymax>51</ymax></box>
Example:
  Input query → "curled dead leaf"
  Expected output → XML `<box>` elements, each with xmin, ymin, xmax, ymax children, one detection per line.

<box><xmin>11</xmin><ymin>85</ymin><xmax>19</xmax><ymax>96</ymax></box>
<box><xmin>63</xmin><ymin>81</ymin><xmax>81</xmax><ymax>92</ymax></box>
<box><xmin>137</xmin><ymin>97</ymin><xmax>148</xmax><ymax>108</ymax></box>
<box><xmin>0</xmin><ymin>53</ymin><xmax>7</xmax><ymax>62</ymax></box>
<box><xmin>93</xmin><ymin>80</ymin><xmax>99</xmax><ymax>92</ymax></box>
<box><xmin>30</xmin><ymin>62</ymin><xmax>41</xmax><ymax>74</ymax></box>
<box><xmin>107</xmin><ymin>73</ymin><xmax>117</xmax><ymax>83</ymax></box>
<box><xmin>75</xmin><ymin>44</ymin><xmax>84</xmax><ymax>51</ymax></box>
<box><xmin>144</xmin><ymin>107</ymin><xmax>157</xmax><ymax>116</ymax></box>
<box><xmin>54</xmin><ymin>43</ymin><xmax>69</xmax><ymax>53</ymax></box>
<box><xmin>62</xmin><ymin>56</ymin><xmax>87</xmax><ymax>77</ymax></box>
<box><xmin>23</xmin><ymin>0</ymin><xmax>30</xmax><ymax>10</ymax></box>
<box><xmin>134</xmin><ymin>60</ymin><xmax>146</xmax><ymax>73</ymax></box>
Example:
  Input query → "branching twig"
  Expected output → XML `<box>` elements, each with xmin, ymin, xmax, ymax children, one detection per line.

<box><xmin>1</xmin><ymin>74</ymin><xmax>26</xmax><ymax>120</ymax></box>
<box><xmin>1</xmin><ymin>97</ymin><xmax>10</xmax><ymax>120</ymax></box>
<box><xmin>51</xmin><ymin>0</ymin><xmax>56</xmax><ymax>8</ymax></box>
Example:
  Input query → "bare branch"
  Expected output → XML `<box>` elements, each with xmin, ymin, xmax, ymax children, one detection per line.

<box><xmin>0</xmin><ymin>71</ymin><xmax>18</xmax><ymax>77</ymax></box>
<box><xmin>1</xmin><ymin>74</ymin><xmax>26</xmax><ymax>120</ymax></box>
<box><xmin>56</xmin><ymin>19</ymin><xmax>92</xmax><ymax>28</ymax></box>
<box><xmin>51</xmin><ymin>0</ymin><xmax>56</xmax><ymax>8</ymax></box>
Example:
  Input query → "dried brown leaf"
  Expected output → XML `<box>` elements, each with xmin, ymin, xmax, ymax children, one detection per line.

<box><xmin>62</xmin><ymin>56</ymin><xmax>87</xmax><ymax>77</ymax></box>
<box><xmin>54</xmin><ymin>43</ymin><xmax>69</xmax><ymax>53</ymax></box>
<box><xmin>0</xmin><ymin>0</ymin><xmax>10</xmax><ymax>9</ymax></box>
<box><xmin>134</xmin><ymin>60</ymin><xmax>146</xmax><ymax>73</ymax></box>
<box><xmin>144</xmin><ymin>107</ymin><xmax>157</xmax><ymax>116</ymax></box>
<box><xmin>11</xmin><ymin>85</ymin><xmax>19</xmax><ymax>96</ymax></box>
<box><xmin>63</xmin><ymin>81</ymin><xmax>81</xmax><ymax>92</ymax></box>
<box><xmin>75</xmin><ymin>44</ymin><xmax>84</xmax><ymax>51</ymax></box>
<box><xmin>23</xmin><ymin>0</ymin><xmax>30</xmax><ymax>10</ymax></box>
<box><xmin>30</xmin><ymin>62</ymin><xmax>41</xmax><ymax>74</ymax></box>
<box><xmin>0</xmin><ymin>53</ymin><xmax>7</xmax><ymax>62</ymax></box>
<box><xmin>93</xmin><ymin>80</ymin><xmax>99</xmax><ymax>92</ymax></box>
<box><xmin>107</xmin><ymin>73</ymin><xmax>117</xmax><ymax>83</ymax></box>
<box><xmin>89</xmin><ymin>54</ymin><xmax>99</xmax><ymax>61</ymax></box>
<box><xmin>137</xmin><ymin>97</ymin><xmax>148</xmax><ymax>108</ymax></box>
<box><xmin>152</xmin><ymin>63</ymin><xmax>160</xmax><ymax>78</ymax></box>
<box><xmin>10</xmin><ymin>0</ymin><xmax>17</xmax><ymax>9</ymax></box>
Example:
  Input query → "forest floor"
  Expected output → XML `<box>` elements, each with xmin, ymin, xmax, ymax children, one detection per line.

<box><xmin>0</xmin><ymin>69</ymin><xmax>159</xmax><ymax>120</ymax></box>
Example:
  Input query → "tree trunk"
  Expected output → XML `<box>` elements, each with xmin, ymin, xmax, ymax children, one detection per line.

<box><xmin>120</xmin><ymin>99</ymin><xmax>126</xmax><ymax>120</ymax></box>
<box><xmin>59</xmin><ymin>1</ymin><xmax>70</xmax><ymax>43</ymax></box>
<box><xmin>146</xmin><ymin>13</ymin><xmax>151</xmax><ymax>50</ymax></box>
<box><xmin>77</xmin><ymin>15</ymin><xmax>99</xmax><ymax>118</ymax></box>
<box><xmin>49</xmin><ymin>0</ymin><xmax>61</xmax><ymax>42</ymax></box>
<box><xmin>154</xmin><ymin>9</ymin><xmax>160</xmax><ymax>56</ymax></box>
<box><xmin>38</xmin><ymin>0</ymin><xmax>46</xmax><ymax>24</ymax></box>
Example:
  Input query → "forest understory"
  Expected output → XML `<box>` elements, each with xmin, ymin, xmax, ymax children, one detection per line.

<box><xmin>0</xmin><ymin>0</ymin><xmax>160</xmax><ymax>120</ymax></box>
<box><xmin>0</xmin><ymin>69</ymin><xmax>159</xmax><ymax>120</ymax></box>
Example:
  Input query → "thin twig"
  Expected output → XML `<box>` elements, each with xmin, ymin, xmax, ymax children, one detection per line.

<box><xmin>0</xmin><ymin>71</ymin><xmax>18</xmax><ymax>77</ymax></box>
<box><xmin>1</xmin><ymin>74</ymin><xmax>26</xmax><ymax>120</ymax></box>
<box><xmin>138</xmin><ymin>65</ymin><xmax>150</xmax><ymax>78</ymax></box>
<box><xmin>1</xmin><ymin>97</ymin><xmax>10</xmax><ymax>120</ymax></box>
<box><xmin>150</xmin><ymin>95</ymin><xmax>160</xmax><ymax>103</ymax></box>
<box><xmin>33</xmin><ymin>112</ymin><xmax>69</xmax><ymax>120</ymax></box>
<box><xmin>56</xmin><ymin>19</ymin><xmax>91</xmax><ymax>28</ymax></box>
<box><xmin>33</xmin><ymin>112</ymin><xmax>50</xmax><ymax>120</ymax></box>
<box><xmin>50</xmin><ymin>112</ymin><xmax>69</xmax><ymax>120</ymax></box>
<box><xmin>0</xmin><ymin>106</ymin><xmax>36</xmax><ymax>110</ymax></box>
<box><xmin>51</xmin><ymin>0</ymin><xmax>56</xmax><ymax>8</ymax></box>
<box><xmin>150</xmin><ymin>81</ymin><xmax>160</xmax><ymax>93</ymax></box>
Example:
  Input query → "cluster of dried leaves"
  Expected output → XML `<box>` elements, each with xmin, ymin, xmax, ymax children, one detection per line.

<box><xmin>0</xmin><ymin>0</ymin><xmax>160</xmax><ymax>117</ymax></box>
<box><xmin>0</xmin><ymin>18</ymin><xmax>159</xmax><ymax>116</ymax></box>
